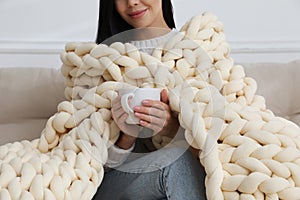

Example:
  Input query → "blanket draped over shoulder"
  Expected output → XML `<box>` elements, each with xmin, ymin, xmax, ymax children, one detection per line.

<box><xmin>0</xmin><ymin>12</ymin><xmax>300</xmax><ymax>200</ymax></box>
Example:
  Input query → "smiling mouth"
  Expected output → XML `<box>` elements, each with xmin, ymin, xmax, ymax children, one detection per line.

<box><xmin>128</xmin><ymin>9</ymin><xmax>147</xmax><ymax>19</ymax></box>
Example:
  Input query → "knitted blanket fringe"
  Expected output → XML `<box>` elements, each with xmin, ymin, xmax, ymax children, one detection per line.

<box><xmin>0</xmin><ymin>12</ymin><xmax>299</xmax><ymax>200</ymax></box>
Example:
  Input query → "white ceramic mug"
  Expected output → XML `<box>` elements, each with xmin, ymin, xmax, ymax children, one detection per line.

<box><xmin>119</xmin><ymin>88</ymin><xmax>161</xmax><ymax>124</ymax></box>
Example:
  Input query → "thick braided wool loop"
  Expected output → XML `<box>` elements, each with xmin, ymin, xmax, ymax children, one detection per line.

<box><xmin>0</xmin><ymin>12</ymin><xmax>300</xmax><ymax>200</ymax></box>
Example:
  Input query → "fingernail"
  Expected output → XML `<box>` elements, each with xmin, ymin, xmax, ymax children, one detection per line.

<box><xmin>134</xmin><ymin>106</ymin><xmax>140</xmax><ymax>111</ymax></box>
<box><xmin>135</xmin><ymin>112</ymin><xmax>140</xmax><ymax>116</ymax></box>
<box><xmin>142</xmin><ymin>100</ymin><xmax>149</xmax><ymax>104</ymax></box>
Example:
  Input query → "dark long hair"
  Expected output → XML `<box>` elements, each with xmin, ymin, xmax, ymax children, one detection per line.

<box><xmin>96</xmin><ymin>0</ymin><xmax>176</xmax><ymax>44</ymax></box>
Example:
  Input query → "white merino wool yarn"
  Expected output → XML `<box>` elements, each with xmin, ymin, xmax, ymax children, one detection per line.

<box><xmin>1</xmin><ymin>12</ymin><xmax>300</xmax><ymax>200</ymax></box>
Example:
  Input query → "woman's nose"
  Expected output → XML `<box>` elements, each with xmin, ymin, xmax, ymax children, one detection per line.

<box><xmin>127</xmin><ymin>0</ymin><xmax>139</xmax><ymax>7</ymax></box>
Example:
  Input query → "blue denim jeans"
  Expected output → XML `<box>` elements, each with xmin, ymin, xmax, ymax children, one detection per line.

<box><xmin>92</xmin><ymin>146</ymin><xmax>207</xmax><ymax>200</ymax></box>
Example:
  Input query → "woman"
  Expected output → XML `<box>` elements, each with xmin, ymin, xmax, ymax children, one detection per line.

<box><xmin>92</xmin><ymin>0</ymin><xmax>207</xmax><ymax>199</ymax></box>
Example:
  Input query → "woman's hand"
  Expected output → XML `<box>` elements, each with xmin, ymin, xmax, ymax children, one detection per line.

<box><xmin>133</xmin><ymin>89</ymin><xmax>179</xmax><ymax>137</ymax></box>
<box><xmin>111</xmin><ymin>96</ymin><xmax>139</xmax><ymax>149</ymax></box>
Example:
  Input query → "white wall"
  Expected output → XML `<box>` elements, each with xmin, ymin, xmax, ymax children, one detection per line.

<box><xmin>0</xmin><ymin>0</ymin><xmax>99</xmax><ymax>68</ymax></box>
<box><xmin>174</xmin><ymin>0</ymin><xmax>300</xmax><ymax>64</ymax></box>
<box><xmin>0</xmin><ymin>0</ymin><xmax>299</xmax><ymax>68</ymax></box>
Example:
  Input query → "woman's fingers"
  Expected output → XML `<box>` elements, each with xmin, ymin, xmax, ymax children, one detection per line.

<box><xmin>112</xmin><ymin>96</ymin><xmax>122</xmax><ymax>110</ymax></box>
<box><xmin>135</xmin><ymin>111</ymin><xmax>165</xmax><ymax>125</ymax></box>
<box><xmin>111</xmin><ymin>95</ymin><xmax>140</xmax><ymax>137</ymax></box>
<box><xmin>112</xmin><ymin>96</ymin><xmax>129</xmax><ymax>122</ymax></box>
<box><xmin>113</xmin><ymin>94</ymin><xmax>171</xmax><ymax>133</ymax></box>
<box><xmin>133</xmin><ymin>100</ymin><xmax>171</xmax><ymax>134</ymax></box>
<box><xmin>135</xmin><ymin>100</ymin><xmax>169</xmax><ymax>113</ymax></box>
<box><xmin>160</xmin><ymin>89</ymin><xmax>169</xmax><ymax>104</ymax></box>
<box><xmin>139</xmin><ymin>120</ymin><xmax>163</xmax><ymax>134</ymax></box>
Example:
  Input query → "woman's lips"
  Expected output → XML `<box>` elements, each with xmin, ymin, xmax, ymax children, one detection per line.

<box><xmin>128</xmin><ymin>9</ymin><xmax>147</xmax><ymax>19</ymax></box>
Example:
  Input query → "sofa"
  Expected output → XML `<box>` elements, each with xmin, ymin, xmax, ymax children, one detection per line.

<box><xmin>0</xmin><ymin>60</ymin><xmax>300</xmax><ymax>145</ymax></box>
<box><xmin>0</xmin><ymin>67</ymin><xmax>66</xmax><ymax>145</ymax></box>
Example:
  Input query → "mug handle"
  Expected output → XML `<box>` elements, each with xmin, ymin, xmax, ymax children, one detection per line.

<box><xmin>121</xmin><ymin>93</ymin><xmax>134</xmax><ymax>114</ymax></box>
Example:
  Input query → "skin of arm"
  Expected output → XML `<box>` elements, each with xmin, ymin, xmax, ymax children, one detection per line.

<box><xmin>115</xmin><ymin>132</ymin><xmax>137</xmax><ymax>150</ymax></box>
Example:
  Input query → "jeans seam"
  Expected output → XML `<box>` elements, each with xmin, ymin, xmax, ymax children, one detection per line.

<box><xmin>161</xmin><ymin>167</ymin><xmax>171</xmax><ymax>200</ymax></box>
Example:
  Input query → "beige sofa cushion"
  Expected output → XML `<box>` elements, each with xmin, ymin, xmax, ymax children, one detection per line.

<box><xmin>243</xmin><ymin>60</ymin><xmax>300</xmax><ymax>126</ymax></box>
<box><xmin>0</xmin><ymin>67</ymin><xmax>66</xmax><ymax>145</ymax></box>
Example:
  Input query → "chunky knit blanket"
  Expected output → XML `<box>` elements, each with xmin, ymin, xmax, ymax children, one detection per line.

<box><xmin>1</xmin><ymin>12</ymin><xmax>300</xmax><ymax>200</ymax></box>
